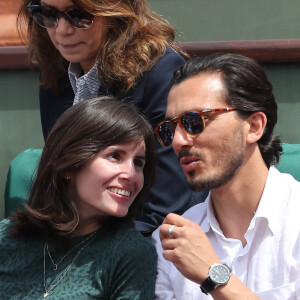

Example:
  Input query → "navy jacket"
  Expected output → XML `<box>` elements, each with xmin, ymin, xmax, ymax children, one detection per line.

<box><xmin>39</xmin><ymin>47</ymin><xmax>208</xmax><ymax>234</ymax></box>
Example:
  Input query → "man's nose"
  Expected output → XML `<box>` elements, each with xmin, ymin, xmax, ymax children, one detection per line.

<box><xmin>172</xmin><ymin>126</ymin><xmax>194</xmax><ymax>154</ymax></box>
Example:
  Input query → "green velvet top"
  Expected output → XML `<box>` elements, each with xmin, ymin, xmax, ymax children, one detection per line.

<box><xmin>0</xmin><ymin>219</ymin><xmax>157</xmax><ymax>299</ymax></box>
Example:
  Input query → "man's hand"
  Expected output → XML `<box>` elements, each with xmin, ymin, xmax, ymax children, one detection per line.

<box><xmin>160</xmin><ymin>213</ymin><xmax>221</xmax><ymax>284</ymax></box>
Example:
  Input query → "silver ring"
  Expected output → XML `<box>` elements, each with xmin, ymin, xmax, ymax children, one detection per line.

<box><xmin>168</xmin><ymin>225</ymin><xmax>176</xmax><ymax>237</ymax></box>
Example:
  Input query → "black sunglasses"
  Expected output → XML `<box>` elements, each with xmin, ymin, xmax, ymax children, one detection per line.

<box><xmin>155</xmin><ymin>107</ymin><xmax>237</xmax><ymax>147</ymax></box>
<box><xmin>27</xmin><ymin>2</ymin><xmax>94</xmax><ymax>29</ymax></box>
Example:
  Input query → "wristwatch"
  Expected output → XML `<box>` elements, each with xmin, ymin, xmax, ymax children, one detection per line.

<box><xmin>200</xmin><ymin>263</ymin><xmax>232</xmax><ymax>295</ymax></box>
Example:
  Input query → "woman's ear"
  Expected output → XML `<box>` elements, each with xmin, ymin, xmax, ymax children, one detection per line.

<box><xmin>246</xmin><ymin>112</ymin><xmax>267</xmax><ymax>144</ymax></box>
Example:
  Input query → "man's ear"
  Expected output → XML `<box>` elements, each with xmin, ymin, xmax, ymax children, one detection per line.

<box><xmin>246</xmin><ymin>112</ymin><xmax>267</xmax><ymax>144</ymax></box>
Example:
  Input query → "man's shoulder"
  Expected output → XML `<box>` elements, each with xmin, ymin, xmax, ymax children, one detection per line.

<box><xmin>261</xmin><ymin>167</ymin><xmax>300</xmax><ymax>234</ymax></box>
<box><xmin>271</xmin><ymin>166</ymin><xmax>300</xmax><ymax>192</ymax></box>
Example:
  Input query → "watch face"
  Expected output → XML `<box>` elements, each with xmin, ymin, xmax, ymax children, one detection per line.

<box><xmin>209</xmin><ymin>264</ymin><xmax>231</xmax><ymax>284</ymax></box>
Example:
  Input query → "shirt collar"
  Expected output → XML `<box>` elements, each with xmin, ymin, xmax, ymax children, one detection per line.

<box><xmin>200</xmin><ymin>192</ymin><xmax>216</xmax><ymax>234</ymax></box>
<box><xmin>68</xmin><ymin>61</ymin><xmax>100</xmax><ymax>96</ymax></box>
<box><xmin>200</xmin><ymin>166</ymin><xmax>282</xmax><ymax>236</ymax></box>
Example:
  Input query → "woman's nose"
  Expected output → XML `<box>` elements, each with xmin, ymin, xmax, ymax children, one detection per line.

<box><xmin>121</xmin><ymin>161</ymin><xmax>138</xmax><ymax>182</ymax></box>
<box><xmin>55</xmin><ymin>17</ymin><xmax>74</xmax><ymax>35</ymax></box>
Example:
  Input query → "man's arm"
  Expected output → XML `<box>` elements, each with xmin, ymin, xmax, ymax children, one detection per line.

<box><xmin>160</xmin><ymin>213</ymin><xmax>260</xmax><ymax>300</ymax></box>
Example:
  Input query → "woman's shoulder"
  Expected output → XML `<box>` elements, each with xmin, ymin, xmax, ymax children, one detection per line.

<box><xmin>0</xmin><ymin>219</ymin><xmax>12</xmax><ymax>240</ymax></box>
<box><xmin>165</xmin><ymin>46</ymin><xmax>186</xmax><ymax>60</ymax></box>
<box><xmin>114</xmin><ymin>223</ymin><xmax>154</xmax><ymax>243</ymax></box>
<box><xmin>115</xmin><ymin>224</ymin><xmax>157</xmax><ymax>270</ymax></box>
<box><xmin>139</xmin><ymin>46</ymin><xmax>185</xmax><ymax>90</ymax></box>
<box><xmin>0</xmin><ymin>219</ymin><xmax>44</xmax><ymax>270</ymax></box>
<box><xmin>106</xmin><ymin>222</ymin><xmax>156</xmax><ymax>256</ymax></box>
<box><xmin>0</xmin><ymin>218</ymin><xmax>42</xmax><ymax>247</ymax></box>
<box><xmin>154</xmin><ymin>46</ymin><xmax>186</xmax><ymax>70</ymax></box>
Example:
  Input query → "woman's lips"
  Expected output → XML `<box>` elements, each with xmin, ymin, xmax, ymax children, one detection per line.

<box><xmin>107</xmin><ymin>187</ymin><xmax>131</xmax><ymax>197</ymax></box>
<box><xmin>59</xmin><ymin>42</ymin><xmax>82</xmax><ymax>50</ymax></box>
<box><xmin>107</xmin><ymin>186</ymin><xmax>133</xmax><ymax>202</ymax></box>
<box><xmin>179</xmin><ymin>156</ymin><xmax>200</xmax><ymax>173</ymax></box>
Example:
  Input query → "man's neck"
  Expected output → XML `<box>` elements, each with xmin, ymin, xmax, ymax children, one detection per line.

<box><xmin>211</xmin><ymin>146</ymin><xmax>269</xmax><ymax>246</ymax></box>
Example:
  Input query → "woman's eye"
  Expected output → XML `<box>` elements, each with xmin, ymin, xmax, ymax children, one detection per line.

<box><xmin>107</xmin><ymin>152</ymin><xmax>120</xmax><ymax>160</ymax></box>
<box><xmin>134</xmin><ymin>159</ymin><xmax>145</xmax><ymax>168</ymax></box>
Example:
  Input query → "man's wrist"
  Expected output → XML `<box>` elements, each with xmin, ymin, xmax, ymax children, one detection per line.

<box><xmin>200</xmin><ymin>263</ymin><xmax>232</xmax><ymax>295</ymax></box>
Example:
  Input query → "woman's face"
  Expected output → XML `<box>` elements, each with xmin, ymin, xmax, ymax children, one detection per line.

<box><xmin>41</xmin><ymin>0</ymin><xmax>108</xmax><ymax>73</ymax></box>
<box><xmin>68</xmin><ymin>141</ymin><xmax>146</xmax><ymax>233</ymax></box>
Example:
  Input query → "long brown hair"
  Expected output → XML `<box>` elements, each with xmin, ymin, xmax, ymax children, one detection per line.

<box><xmin>10</xmin><ymin>96</ymin><xmax>156</xmax><ymax>240</ymax></box>
<box><xmin>18</xmin><ymin>0</ymin><xmax>184</xmax><ymax>93</ymax></box>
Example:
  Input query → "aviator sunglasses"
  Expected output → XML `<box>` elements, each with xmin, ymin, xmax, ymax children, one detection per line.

<box><xmin>27</xmin><ymin>2</ymin><xmax>95</xmax><ymax>29</ymax></box>
<box><xmin>155</xmin><ymin>107</ymin><xmax>237</xmax><ymax>147</ymax></box>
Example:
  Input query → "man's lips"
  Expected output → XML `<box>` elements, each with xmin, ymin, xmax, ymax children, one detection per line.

<box><xmin>179</xmin><ymin>156</ymin><xmax>200</xmax><ymax>173</ymax></box>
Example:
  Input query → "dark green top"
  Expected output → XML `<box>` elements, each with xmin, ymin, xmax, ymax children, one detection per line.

<box><xmin>0</xmin><ymin>219</ymin><xmax>157</xmax><ymax>299</ymax></box>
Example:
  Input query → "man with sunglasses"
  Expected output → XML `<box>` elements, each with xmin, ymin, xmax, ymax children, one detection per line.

<box><xmin>152</xmin><ymin>53</ymin><xmax>300</xmax><ymax>299</ymax></box>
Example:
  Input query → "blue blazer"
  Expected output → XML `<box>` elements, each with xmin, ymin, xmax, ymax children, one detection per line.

<box><xmin>39</xmin><ymin>47</ymin><xmax>208</xmax><ymax>234</ymax></box>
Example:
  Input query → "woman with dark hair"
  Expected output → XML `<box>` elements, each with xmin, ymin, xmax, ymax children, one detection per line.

<box><xmin>17</xmin><ymin>0</ymin><xmax>207</xmax><ymax>235</ymax></box>
<box><xmin>0</xmin><ymin>97</ymin><xmax>157</xmax><ymax>299</ymax></box>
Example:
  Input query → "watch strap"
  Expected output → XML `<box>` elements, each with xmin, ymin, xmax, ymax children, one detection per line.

<box><xmin>200</xmin><ymin>277</ymin><xmax>216</xmax><ymax>295</ymax></box>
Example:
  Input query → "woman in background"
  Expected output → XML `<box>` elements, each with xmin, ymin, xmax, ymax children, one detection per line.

<box><xmin>18</xmin><ymin>0</ymin><xmax>208</xmax><ymax>235</ymax></box>
<box><xmin>0</xmin><ymin>97</ymin><xmax>157</xmax><ymax>299</ymax></box>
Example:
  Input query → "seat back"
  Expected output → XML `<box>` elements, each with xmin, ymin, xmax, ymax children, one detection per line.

<box><xmin>4</xmin><ymin>148</ymin><xmax>42</xmax><ymax>218</ymax></box>
<box><xmin>276</xmin><ymin>143</ymin><xmax>300</xmax><ymax>181</ymax></box>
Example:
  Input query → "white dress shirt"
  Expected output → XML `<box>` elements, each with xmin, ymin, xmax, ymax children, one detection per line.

<box><xmin>152</xmin><ymin>167</ymin><xmax>300</xmax><ymax>299</ymax></box>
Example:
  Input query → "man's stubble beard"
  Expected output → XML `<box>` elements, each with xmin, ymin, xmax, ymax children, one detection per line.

<box><xmin>184</xmin><ymin>126</ymin><xmax>246</xmax><ymax>192</ymax></box>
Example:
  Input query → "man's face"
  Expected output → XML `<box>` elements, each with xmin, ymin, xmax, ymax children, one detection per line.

<box><xmin>166</xmin><ymin>72</ymin><xmax>247</xmax><ymax>191</ymax></box>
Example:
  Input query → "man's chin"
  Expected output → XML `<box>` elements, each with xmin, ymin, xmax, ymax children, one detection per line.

<box><xmin>188</xmin><ymin>178</ymin><xmax>223</xmax><ymax>191</ymax></box>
